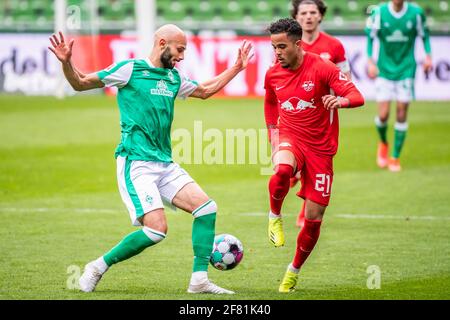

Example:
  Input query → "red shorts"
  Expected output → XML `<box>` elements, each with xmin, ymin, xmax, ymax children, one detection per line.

<box><xmin>274</xmin><ymin>134</ymin><xmax>334</xmax><ymax>206</ymax></box>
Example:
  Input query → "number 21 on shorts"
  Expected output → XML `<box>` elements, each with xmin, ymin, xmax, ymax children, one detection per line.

<box><xmin>315</xmin><ymin>173</ymin><xmax>331</xmax><ymax>197</ymax></box>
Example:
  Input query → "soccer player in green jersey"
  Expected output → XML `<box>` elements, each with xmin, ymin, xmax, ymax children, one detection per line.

<box><xmin>48</xmin><ymin>25</ymin><xmax>253</xmax><ymax>294</ymax></box>
<box><xmin>366</xmin><ymin>0</ymin><xmax>432</xmax><ymax>172</ymax></box>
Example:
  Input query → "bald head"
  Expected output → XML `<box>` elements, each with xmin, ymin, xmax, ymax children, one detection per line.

<box><xmin>154</xmin><ymin>24</ymin><xmax>186</xmax><ymax>43</ymax></box>
<box><xmin>150</xmin><ymin>24</ymin><xmax>187</xmax><ymax>69</ymax></box>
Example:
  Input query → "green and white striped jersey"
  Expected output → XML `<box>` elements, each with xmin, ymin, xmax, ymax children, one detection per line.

<box><xmin>97</xmin><ymin>59</ymin><xmax>198</xmax><ymax>162</ymax></box>
<box><xmin>366</xmin><ymin>1</ymin><xmax>431</xmax><ymax>80</ymax></box>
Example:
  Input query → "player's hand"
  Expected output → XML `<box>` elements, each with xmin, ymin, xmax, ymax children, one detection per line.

<box><xmin>322</xmin><ymin>95</ymin><xmax>344</xmax><ymax>110</ymax></box>
<box><xmin>48</xmin><ymin>31</ymin><xmax>74</xmax><ymax>63</ymax></box>
<box><xmin>367</xmin><ymin>59</ymin><xmax>378</xmax><ymax>79</ymax></box>
<box><xmin>234</xmin><ymin>40</ymin><xmax>254</xmax><ymax>71</ymax></box>
<box><xmin>423</xmin><ymin>55</ymin><xmax>433</xmax><ymax>74</ymax></box>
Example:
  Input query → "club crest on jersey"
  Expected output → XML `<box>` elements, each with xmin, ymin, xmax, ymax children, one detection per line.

<box><xmin>302</xmin><ymin>81</ymin><xmax>314</xmax><ymax>92</ymax></box>
<box><xmin>319</xmin><ymin>52</ymin><xmax>331</xmax><ymax>60</ymax></box>
<box><xmin>150</xmin><ymin>80</ymin><xmax>174</xmax><ymax>97</ymax></box>
<box><xmin>281</xmin><ymin>97</ymin><xmax>316</xmax><ymax>112</ymax></box>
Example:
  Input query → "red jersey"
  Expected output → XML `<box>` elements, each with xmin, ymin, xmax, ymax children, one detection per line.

<box><xmin>264</xmin><ymin>52</ymin><xmax>364</xmax><ymax>156</ymax></box>
<box><xmin>301</xmin><ymin>32</ymin><xmax>350</xmax><ymax>73</ymax></box>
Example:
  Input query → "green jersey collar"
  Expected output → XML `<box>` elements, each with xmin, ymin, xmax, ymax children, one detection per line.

<box><xmin>388</xmin><ymin>1</ymin><xmax>408</xmax><ymax>19</ymax></box>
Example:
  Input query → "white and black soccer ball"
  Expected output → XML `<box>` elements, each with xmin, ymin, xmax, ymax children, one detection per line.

<box><xmin>210</xmin><ymin>234</ymin><xmax>244</xmax><ymax>271</ymax></box>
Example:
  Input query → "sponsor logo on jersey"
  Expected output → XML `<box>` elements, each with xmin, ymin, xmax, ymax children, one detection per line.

<box><xmin>142</xmin><ymin>70</ymin><xmax>150</xmax><ymax>76</ymax></box>
<box><xmin>275</xmin><ymin>84</ymin><xmax>286</xmax><ymax>91</ymax></box>
<box><xmin>302</xmin><ymin>81</ymin><xmax>315</xmax><ymax>92</ymax></box>
<box><xmin>386</xmin><ymin>30</ymin><xmax>409</xmax><ymax>42</ymax></box>
<box><xmin>281</xmin><ymin>97</ymin><xmax>316</xmax><ymax>112</ymax></box>
<box><xmin>150</xmin><ymin>80</ymin><xmax>174</xmax><ymax>97</ymax></box>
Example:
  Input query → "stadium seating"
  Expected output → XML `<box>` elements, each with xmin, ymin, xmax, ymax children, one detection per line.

<box><xmin>0</xmin><ymin>0</ymin><xmax>448</xmax><ymax>32</ymax></box>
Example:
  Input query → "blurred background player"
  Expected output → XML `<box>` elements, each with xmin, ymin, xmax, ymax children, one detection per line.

<box><xmin>366</xmin><ymin>0</ymin><xmax>432</xmax><ymax>172</ymax></box>
<box><xmin>264</xmin><ymin>18</ymin><xmax>364</xmax><ymax>292</ymax></box>
<box><xmin>290</xmin><ymin>0</ymin><xmax>353</xmax><ymax>227</ymax></box>
<box><xmin>48</xmin><ymin>25</ymin><xmax>253</xmax><ymax>294</ymax></box>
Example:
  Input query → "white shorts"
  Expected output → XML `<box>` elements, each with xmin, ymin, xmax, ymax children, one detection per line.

<box><xmin>375</xmin><ymin>77</ymin><xmax>415</xmax><ymax>103</ymax></box>
<box><xmin>116</xmin><ymin>156</ymin><xmax>194</xmax><ymax>226</ymax></box>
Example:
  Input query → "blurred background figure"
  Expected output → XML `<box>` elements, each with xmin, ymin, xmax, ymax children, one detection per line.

<box><xmin>366</xmin><ymin>0</ymin><xmax>432</xmax><ymax>172</ymax></box>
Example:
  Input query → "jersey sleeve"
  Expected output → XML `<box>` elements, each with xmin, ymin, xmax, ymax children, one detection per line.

<box><xmin>264</xmin><ymin>71</ymin><xmax>279</xmax><ymax>129</ymax></box>
<box><xmin>323</xmin><ymin>62</ymin><xmax>364</xmax><ymax>108</ymax></box>
<box><xmin>333</xmin><ymin>40</ymin><xmax>350</xmax><ymax>73</ymax></box>
<box><xmin>97</xmin><ymin>60</ymin><xmax>134</xmax><ymax>88</ymax></box>
<box><xmin>365</xmin><ymin>6</ymin><xmax>380</xmax><ymax>58</ymax></box>
<box><xmin>176</xmin><ymin>70</ymin><xmax>199</xmax><ymax>99</ymax></box>
<box><xmin>416</xmin><ymin>7</ymin><xmax>432</xmax><ymax>55</ymax></box>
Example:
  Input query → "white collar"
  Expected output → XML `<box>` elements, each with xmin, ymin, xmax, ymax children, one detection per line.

<box><xmin>388</xmin><ymin>1</ymin><xmax>408</xmax><ymax>19</ymax></box>
<box><xmin>145</xmin><ymin>57</ymin><xmax>155</xmax><ymax>68</ymax></box>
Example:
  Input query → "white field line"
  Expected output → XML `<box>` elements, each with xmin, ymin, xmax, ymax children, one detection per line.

<box><xmin>0</xmin><ymin>207</ymin><xmax>121</xmax><ymax>214</ymax></box>
<box><xmin>1</xmin><ymin>208</ymin><xmax>450</xmax><ymax>221</ymax></box>
<box><xmin>238</xmin><ymin>212</ymin><xmax>450</xmax><ymax>221</ymax></box>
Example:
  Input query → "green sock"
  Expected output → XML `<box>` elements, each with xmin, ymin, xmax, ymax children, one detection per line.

<box><xmin>103</xmin><ymin>228</ymin><xmax>165</xmax><ymax>267</ymax></box>
<box><xmin>375</xmin><ymin>116</ymin><xmax>388</xmax><ymax>143</ymax></box>
<box><xmin>393</xmin><ymin>122</ymin><xmax>408</xmax><ymax>159</ymax></box>
<box><xmin>192</xmin><ymin>200</ymin><xmax>217</xmax><ymax>272</ymax></box>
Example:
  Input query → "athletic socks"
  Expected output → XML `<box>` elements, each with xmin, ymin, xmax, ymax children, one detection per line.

<box><xmin>192</xmin><ymin>200</ymin><xmax>217</xmax><ymax>272</ymax></box>
<box><xmin>393</xmin><ymin>122</ymin><xmax>408</xmax><ymax>159</ymax></box>
<box><xmin>102</xmin><ymin>227</ymin><xmax>165</xmax><ymax>267</ymax></box>
<box><xmin>292</xmin><ymin>219</ymin><xmax>322</xmax><ymax>270</ymax></box>
<box><xmin>375</xmin><ymin>116</ymin><xmax>388</xmax><ymax>144</ymax></box>
<box><xmin>268</xmin><ymin>164</ymin><xmax>294</xmax><ymax>215</ymax></box>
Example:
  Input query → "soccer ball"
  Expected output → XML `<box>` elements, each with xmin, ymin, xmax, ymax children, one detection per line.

<box><xmin>210</xmin><ymin>234</ymin><xmax>244</xmax><ymax>271</ymax></box>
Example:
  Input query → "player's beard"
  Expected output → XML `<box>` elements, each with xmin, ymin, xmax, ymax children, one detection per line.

<box><xmin>160</xmin><ymin>47</ymin><xmax>175</xmax><ymax>69</ymax></box>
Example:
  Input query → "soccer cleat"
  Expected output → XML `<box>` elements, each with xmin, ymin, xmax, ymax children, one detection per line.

<box><xmin>388</xmin><ymin>157</ymin><xmax>401</xmax><ymax>172</ymax></box>
<box><xmin>187</xmin><ymin>280</ymin><xmax>235</xmax><ymax>294</ymax></box>
<box><xmin>377</xmin><ymin>142</ymin><xmax>389</xmax><ymax>168</ymax></box>
<box><xmin>79</xmin><ymin>261</ymin><xmax>104</xmax><ymax>292</ymax></box>
<box><xmin>268</xmin><ymin>216</ymin><xmax>285</xmax><ymax>247</ymax></box>
<box><xmin>279</xmin><ymin>267</ymin><xmax>298</xmax><ymax>293</ymax></box>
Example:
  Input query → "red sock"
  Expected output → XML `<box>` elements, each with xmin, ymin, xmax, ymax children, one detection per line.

<box><xmin>292</xmin><ymin>219</ymin><xmax>322</xmax><ymax>269</ymax></box>
<box><xmin>296</xmin><ymin>201</ymin><xmax>306</xmax><ymax>227</ymax></box>
<box><xmin>268</xmin><ymin>164</ymin><xmax>294</xmax><ymax>215</ymax></box>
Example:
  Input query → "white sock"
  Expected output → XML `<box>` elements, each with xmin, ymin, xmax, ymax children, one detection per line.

<box><xmin>94</xmin><ymin>257</ymin><xmax>109</xmax><ymax>274</ymax></box>
<box><xmin>288</xmin><ymin>263</ymin><xmax>300</xmax><ymax>274</ymax></box>
<box><xmin>269</xmin><ymin>211</ymin><xmax>281</xmax><ymax>219</ymax></box>
<box><xmin>190</xmin><ymin>271</ymin><xmax>208</xmax><ymax>285</ymax></box>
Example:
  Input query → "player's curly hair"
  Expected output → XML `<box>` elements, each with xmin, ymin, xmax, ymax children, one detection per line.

<box><xmin>291</xmin><ymin>0</ymin><xmax>327</xmax><ymax>20</ymax></box>
<box><xmin>267</xmin><ymin>18</ymin><xmax>303</xmax><ymax>42</ymax></box>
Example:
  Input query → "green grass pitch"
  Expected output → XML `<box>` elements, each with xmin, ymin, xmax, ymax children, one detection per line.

<box><xmin>0</xmin><ymin>95</ymin><xmax>449</xmax><ymax>300</ymax></box>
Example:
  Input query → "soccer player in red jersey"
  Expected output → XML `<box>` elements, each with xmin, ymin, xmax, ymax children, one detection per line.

<box><xmin>291</xmin><ymin>0</ymin><xmax>352</xmax><ymax>227</ymax></box>
<box><xmin>264</xmin><ymin>18</ymin><xmax>364</xmax><ymax>292</ymax></box>
<box><xmin>293</xmin><ymin>0</ymin><xmax>351</xmax><ymax>79</ymax></box>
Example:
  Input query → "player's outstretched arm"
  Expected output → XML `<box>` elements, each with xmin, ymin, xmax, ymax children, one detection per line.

<box><xmin>48</xmin><ymin>31</ymin><xmax>104</xmax><ymax>91</ymax></box>
<box><xmin>189</xmin><ymin>40</ymin><xmax>254</xmax><ymax>99</ymax></box>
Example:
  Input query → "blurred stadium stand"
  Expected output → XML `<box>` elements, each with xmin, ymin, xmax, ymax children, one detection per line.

<box><xmin>0</xmin><ymin>0</ymin><xmax>449</xmax><ymax>34</ymax></box>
